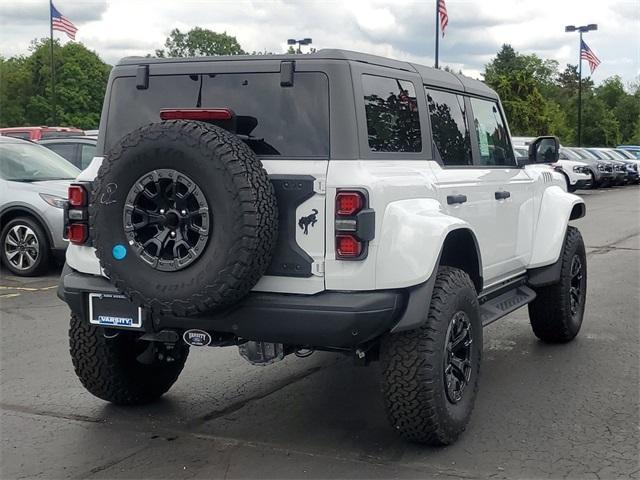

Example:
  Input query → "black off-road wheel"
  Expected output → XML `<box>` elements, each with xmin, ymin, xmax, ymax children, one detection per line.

<box><xmin>69</xmin><ymin>314</ymin><xmax>188</xmax><ymax>405</ymax></box>
<box><xmin>90</xmin><ymin>120</ymin><xmax>278</xmax><ymax>317</ymax></box>
<box><xmin>528</xmin><ymin>226</ymin><xmax>587</xmax><ymax>343</ymax></box>
<box><xmin>381</xmin><ymin>266</ymin><xmax>482</xmax><ymax>445</ymax></box>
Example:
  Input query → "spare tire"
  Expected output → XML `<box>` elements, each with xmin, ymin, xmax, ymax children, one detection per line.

<box><xmin>90</xmin><ymin>120</ymin><xmax>278</xmax><ymax>317</ymax></box>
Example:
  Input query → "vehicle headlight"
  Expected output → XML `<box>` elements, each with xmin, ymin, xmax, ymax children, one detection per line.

<box><xmin>597</xmin><ymin>164</ymin><xmax>605</xmax><ymax>171</ymax></box>
<box><xmin>573</xmin><ymin>166</ymin><xmax>586</xmax><ymax>173</ymax></box>
<box><xmin>39</xmin><ymin>193</ymin><xmax>67</xmax><ymax>209</ymax></box>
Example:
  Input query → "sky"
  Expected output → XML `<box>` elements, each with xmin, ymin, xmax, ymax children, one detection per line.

<box><xmin>0</xmin><ymin>0</ymin><xmax>638</xmax><ymax>85</ymax></box>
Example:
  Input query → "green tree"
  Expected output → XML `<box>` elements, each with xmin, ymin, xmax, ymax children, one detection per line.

<box><xmin>581</xmin><ymin>93</ymin><xmax>621</xmax><ymax>146</ymax></box>
<box><xmin>155</xmin><ymin>28</ymin><xmax>245</xmax><ymax>57</ymax></box>
<box><xmin>0</xmin><ymin>39</ymin><xmax>110</xmax><ymax>129</ymax></box>
<box><xmin>484</xmin><ymin>46</ymin><xmax>570</xmax><ymax>141</ymax></box>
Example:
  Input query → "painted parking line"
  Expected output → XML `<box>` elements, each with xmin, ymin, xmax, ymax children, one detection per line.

<box><xmin>0</xmin><ymin>285</ymin><xmax>57</xmax><ymax>292</ymax></box>
<box><xmin>0</xmin><ymin>285</ymin><xmax>58</xmax><ymax>300</ymax></box>
<box><xmin>0</xmin><ymin>293</ymin><xmax>21</xmax><ymax>299</ymax></box>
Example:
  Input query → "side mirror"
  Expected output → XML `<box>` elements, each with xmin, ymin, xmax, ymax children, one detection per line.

<box><xmin>528</xmin><ymin>136</ymin><xmax>560</xmax><ymax>164</ymax></box>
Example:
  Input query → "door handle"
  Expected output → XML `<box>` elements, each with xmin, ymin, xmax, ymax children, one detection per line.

<box><xmin>495</xmin><ymin>191</ymin><xmax>511</xmax><ymax>200</ymax></box>
<box><xmin>447</xmin><ymin>194</ymin><xmax>467</xmax><ymax>205</ymax></box>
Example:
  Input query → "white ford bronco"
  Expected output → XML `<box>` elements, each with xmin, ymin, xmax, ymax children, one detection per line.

<box><xmin>59</xmin><ymin>50</ymin><xmax>587</xmax><ymax>445</ymax></box>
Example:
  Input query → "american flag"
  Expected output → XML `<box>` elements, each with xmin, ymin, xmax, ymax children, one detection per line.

<box><xmin>51</xmin><ymin>2</ymin><xmax>78</xmax><ymax>40</ymax></box>
<box><xmin>438</xmin><ymin>0</ymin><xmax>448</xmax><ymax>37</ymax></box>
<box><xmin>580</xmin><ymin>39</ymin><xmax>601</xmax><ymax>74</ymax></box>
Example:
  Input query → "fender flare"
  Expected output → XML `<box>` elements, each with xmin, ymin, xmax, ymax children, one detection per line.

<box><xmin>529</xmin><ymin>186</ymin><xmax>585</xmax><ymax>269</ymax></box>
<box><xmin>375</xmin><ymin>197</ymin><xmax>481</xmax><ymax>289</ymax></box>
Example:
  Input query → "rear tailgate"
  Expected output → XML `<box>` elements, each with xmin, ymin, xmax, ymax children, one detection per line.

<box><xmin>99</xmin><ymin>61</ymin><xmax>331</xmax><ymax>294</ymax></box>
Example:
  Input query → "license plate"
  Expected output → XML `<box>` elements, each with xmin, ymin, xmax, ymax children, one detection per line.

<box><xmin>89</xmin><ymin>293</ymin><xmax>143</xmax><ymax>328</ymax></box>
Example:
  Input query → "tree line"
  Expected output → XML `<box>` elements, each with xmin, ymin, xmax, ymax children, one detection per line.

<box><xmin>1</xmin><ymin>29</ymin><xmax>638</xmax><ymax>146</ymax></box>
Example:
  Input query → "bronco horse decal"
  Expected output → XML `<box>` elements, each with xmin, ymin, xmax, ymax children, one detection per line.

<box><xmin>298</xmin><ymin>209</ymin><xmax>319</xmax><ymax>235</ymax></box>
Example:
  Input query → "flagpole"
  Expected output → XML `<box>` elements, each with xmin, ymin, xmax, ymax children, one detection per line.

<box><xmin>49</xmin><ymin>0</ymin><xmax>56</xmax><ymax>125</ymax></box>
<box><xmin>434</xmin><ymin>0</ymin><xmax>440</xmax><ymax>69</ymax></box>
<box><xmin>577</xmin><ymin>31</ymin><xmax>582</xmax><ymax>147</ymax></box>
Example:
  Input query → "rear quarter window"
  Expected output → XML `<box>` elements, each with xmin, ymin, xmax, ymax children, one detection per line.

<box><xmin>105</xmin><ymin>72</ymin><xmax>330</xmax><ymax>158</ymax></box>
<box><xmin>362</xmin><ymin>74</ymin><xmax>421</xmax><ymax>153</ymax></box>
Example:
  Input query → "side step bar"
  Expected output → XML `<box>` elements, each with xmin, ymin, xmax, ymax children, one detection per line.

<box><xmin>478</xmin><ymin>284</ymin><xmax>536</xmax><ymax>327</ymax></box>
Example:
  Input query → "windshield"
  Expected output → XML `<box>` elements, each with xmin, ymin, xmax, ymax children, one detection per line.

<box><xmin>606</xmin><ymin>149</ymin><xmax>626</xmax><ymax>160</ymax></box>
<box><xmin>573</xmin><ymin>148</ymin><xmax>599</xmax><ymax>161</ymax></box>
<box><xmin>560</xmin><ymin>148</ymin><xmax>582</xmax><ymax>161</ymax></box>
<box><xmin>587</xmin><ymin>149</ymin><xmax>612</xmax><ymax>160</ymax></box>
<box><xmin>615</xmin><ymin>149</ymin><xmax>635</xmax><ymax>159</ymax></box>
<box><xmin>0</xmin><ymin>142</ymin><xmax>80</xmax><ymax>181</ymax></box>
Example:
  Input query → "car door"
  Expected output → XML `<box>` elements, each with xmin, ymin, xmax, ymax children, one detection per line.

<box><xmin>466</xmin><ymin>96</ymin><xmax>534</xmax><ymax>280</ymax></box>
<box><xmin>427</xmin><ymin>88</ymin><xmax>532</xmax><ymax>285</ymax></box>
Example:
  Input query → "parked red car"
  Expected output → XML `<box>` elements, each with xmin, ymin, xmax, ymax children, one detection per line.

<box><xmin>0</xmin><ymin>126</ymin><xmax>84</xmax><ymax>141</ymax></box>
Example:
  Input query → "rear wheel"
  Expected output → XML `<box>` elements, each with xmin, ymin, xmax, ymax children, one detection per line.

<box><xmin>381</xmin><ymin>267</ymin><xmax>482</xmax><ymax>445</ymax></box>
<box><xmin>0</xmin><ymin>217</ymin><xmax>49</xmax><ymax>276</ymax></box>
<box><xmin>69</xmin><ymin>314</ymin><xmax>188</xmax><ymax>405</ymax></box>
<box><xmin>528</xmin><ymin>226</ymin><xmax>586</xmax><ymax>343</ymax></box>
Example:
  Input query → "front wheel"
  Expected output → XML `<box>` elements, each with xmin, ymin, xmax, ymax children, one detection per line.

<box><xmin>69</xmin><ymin>314</ymin><xmax>189</xmax><ymax>405</ymax></box>
<box><xmin>381</xmin><ymin>267</ymin><xmax>482</xmax><ymax>445</ymax></box>
<box><xmin>528</xmin><ymin>226</ymin><xmax>587</xmax><ymax>343</ymax></box>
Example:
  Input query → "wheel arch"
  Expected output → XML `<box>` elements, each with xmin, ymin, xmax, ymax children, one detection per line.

<box><xmin>0</xmin><ymin>206</ymin><xmax>54</xmax><ymax>248</ymax></box>
<box><xmin>438</xmin><ymin>228</ymin><xmax>483</xmax><ymax>293</ymax></box>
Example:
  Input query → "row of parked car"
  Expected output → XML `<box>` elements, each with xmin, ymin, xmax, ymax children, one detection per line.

<box><xmin>0</xmin><ymin>127</ymin><xmax>97</xmax><ymax>276</ymax></box>
<box><xmin>513</xmin><ymin>137</ymin><xmax>640</xmax><ymax>191</ymax></box>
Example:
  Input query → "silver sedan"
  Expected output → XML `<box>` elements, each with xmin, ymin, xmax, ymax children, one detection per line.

<box><xmin>0</xmin><ymin>136</ymin><xmax>80</xmax><ymax>276</ymax></box>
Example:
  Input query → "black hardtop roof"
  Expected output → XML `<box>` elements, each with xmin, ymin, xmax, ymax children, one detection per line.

<box><xmin>117</xmin><ymin>48</ymin><xmax>497</xmax><ymax>99</ymax></box>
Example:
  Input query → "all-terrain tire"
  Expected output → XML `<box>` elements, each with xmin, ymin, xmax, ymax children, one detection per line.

<box><xmin>69</xmin><ymin>314</ymin><xmax>188</xmax><ymax>405</ymax></box>
<box><xmin>528</xmin><ymin>226</ymin><xmax>587</xmax><ymax>343</ymax></box>
<box><xmin>90</xmin><ymin>120</ymin><xmax>278</xmax><ymax>317</ymax></box>
<box><xmin>381</xmin><ymin>266</ymin><xmax>482</xmax><ymax>445</ymax></box>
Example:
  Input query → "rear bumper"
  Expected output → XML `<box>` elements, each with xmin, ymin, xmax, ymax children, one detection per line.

<box><xmin>58</xmin><ymin>264</ymin><xmax>409</xmax><ymax>348</ymax></box>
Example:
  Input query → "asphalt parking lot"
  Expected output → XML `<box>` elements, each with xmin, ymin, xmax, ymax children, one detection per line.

<box><xmin>1</xmin><ymin>186</ymin><xmax>639</xmax><ymax>480</ymax></box>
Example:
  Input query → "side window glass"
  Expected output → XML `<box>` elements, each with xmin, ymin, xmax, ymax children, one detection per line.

<box><xmin>80</xmin><ymin>144</ymin><xmax>96</xmax><ymax>169</ymax></box>
<box><xmin>46</xmin><ymin>143</ymin><xmax>77</xmax><ymax>164</ymax></box>
<box><xmin>470</xmin><ymin>98</ymin><xmax>516</xmax><ymax>167</ymax></box>
<box><xmin>426</xmin><ymin>89</ymin><xmax>473</xmax><ymax>166</ymax></box>
<box><xmin>362</xmin><ymin>74</ymin><xmax>421</xmax><ymax>152</ymax></box>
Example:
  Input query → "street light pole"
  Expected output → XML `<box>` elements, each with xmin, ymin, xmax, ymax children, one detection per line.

<box><xmin>578</xmin><ymin>29</ymin><xmax>583</xmax><ymax>147</ymax></box>
<box><xmin>287</xmin><ymin>38</ymin><xmax>313</xmax><ymax>54</ymax></box>
<box><xmin>565</xmin><ymin>23</ymin><xmax>597</xmax><ymax>147</ymax></box>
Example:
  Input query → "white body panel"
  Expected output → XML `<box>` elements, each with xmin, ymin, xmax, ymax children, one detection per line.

<box><xmin>529</xmin><ymin>185</ymin><xmax>584</xmax><ymax>268</ymax></box>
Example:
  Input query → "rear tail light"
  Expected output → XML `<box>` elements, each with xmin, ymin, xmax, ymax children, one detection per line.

<box><xmin>65</xmin><ymin>183</ymin><xmax>90</xmax><ymax>245</ymax></box>
<box><xmin>68</xmin><ymin>185</ymin><xmax>87</xmax><ymax>207</ymax></box>
<box><xmin>336</xmin><ymin>235</ymin><xmax>362</xmax><ymax>258</ymax></box>
<box><xmin>66</xmin><ymin>223</ymin><xmax>88</xmax><ymax>245</ymax></box>
<box><xmin>336</xmin><ymin>191</ymin><xmax>364</xmax><ymax>216</ymax></box>
<box><xmin>160</xmin><ymin>108</ymin><xmax>234</xmax><ymax>121</ymax></box>
<box><xmin>334</xmin><ymin>189</ymin><xmax>374</xmax><ymax>260</ymax></box>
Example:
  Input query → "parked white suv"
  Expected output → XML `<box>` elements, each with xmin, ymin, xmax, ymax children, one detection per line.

<box><xmin>58</xmin><ymin>50</ymin><xmax>587</xmax><ymax>445</ymax></box>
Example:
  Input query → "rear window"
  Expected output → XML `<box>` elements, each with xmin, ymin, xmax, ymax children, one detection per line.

<box><xmin>41</xmin><ymin>131</ymin><xmax>84</xmax><ymax>139</ymax></box>
<box><xmin>1</xmin><ymin>132</ymin><xmax>31</xmax><ymax>140</ymax></box>
<box><xmin>106</xmin><ymin>72</ymin><xmax>330</xmax><ymax>158</ymax></box>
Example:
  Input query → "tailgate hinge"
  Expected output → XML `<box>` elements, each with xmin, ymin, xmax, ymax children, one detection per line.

<box><xmin>313</xmin><ymin>179</ymin><xmax>326</xmax><ymax>194</ymax></box>
<box><xmin>312</xmin><ymin>261</ymin><xmax>325</xmax><ymax>276</ymax></box>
